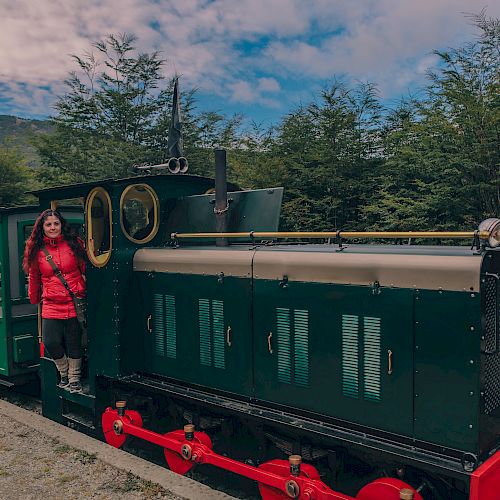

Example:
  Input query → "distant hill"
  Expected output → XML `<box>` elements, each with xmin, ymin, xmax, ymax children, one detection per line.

<box><xmin>0</xmin><ymin>115</ymin><xmax>53</xmax><ymax>167</ymax></box>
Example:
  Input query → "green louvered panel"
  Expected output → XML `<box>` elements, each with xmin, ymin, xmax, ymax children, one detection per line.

<box><xmin>276</xmin><ymin>308</ymin><xmax>291</xmax><ymax>384</ymax></box>
<box><xmin>154</xmin><ymin>293</ymin><xmax>165</xmax><ymax>356</ymax></box>
<box><xmin>199</xmin><ymin>299</ymin><xmax>212</xmax><ymax>366</ymax></box>
<box><xmin>212</xmin><ymin>300</ymin><xmax>225</xmax><ymax>369</ymax></box>
<box><xmin>294</xmin><ymin>309</ymin><xmax>309</xmax><ymax>387</ymax></box>
<box><xmin>342</xmin><ymin>314</ymin><xmax>359</xmax><ymax>398</ymax></box>
<box><xmin>363</xmin><ymin>316</ymin><xmax>381</xmax><ymax>401</ymax></box>
<box><xmin>165</xmin><ymin>295</ymin><xmax>177</xmax><ymax>359</ymax></box>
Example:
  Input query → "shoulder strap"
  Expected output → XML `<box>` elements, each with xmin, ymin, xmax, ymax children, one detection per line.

<box><xmin>41</xmin><ymin>245</ymin><xmax>77</xmax><ymax>299</ymax></box>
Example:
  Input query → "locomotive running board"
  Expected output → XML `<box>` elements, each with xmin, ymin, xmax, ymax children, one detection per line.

<box><xmin>117</xmin><ymin>374</ymin><xmax>469</xmax><ymax>480</ymax></box>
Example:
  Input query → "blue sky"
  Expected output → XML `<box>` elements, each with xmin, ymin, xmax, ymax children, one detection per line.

<box><xmin>0</xmin><ymin>1</ymin><xmax>498</xmax><ymax>126</ymax></box>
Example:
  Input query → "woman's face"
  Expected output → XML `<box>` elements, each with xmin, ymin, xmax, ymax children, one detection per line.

<box><xmin>43</xmin><ymin>215</ymin><xmax>62</xmax><ymax>238</ymax></box>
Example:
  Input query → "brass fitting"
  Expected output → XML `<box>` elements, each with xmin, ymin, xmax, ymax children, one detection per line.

<box><xmin>289</xmin><ymin>455</ymin><xmax>302</xmax><ymax>476</ymax></box>
<box><xmin>184</xmin><ymin>424</ymin><xmax>195</xmax><ymax>441</ymax></box>
<box><xmin>400</xmin><ymin>489</ymin><xmax>415</xmax><ymax>500</ymax></box>
<box><xmin>116</xmin><ymin>401</ymin><xmax>127</xmax><ymax>417</ymax></box>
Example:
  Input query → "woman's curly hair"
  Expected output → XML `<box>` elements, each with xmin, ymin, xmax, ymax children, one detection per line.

<box><xmin>22</xmin><ymin>209</ymin><xmax>85</xmax><ymax>273</ymax></box>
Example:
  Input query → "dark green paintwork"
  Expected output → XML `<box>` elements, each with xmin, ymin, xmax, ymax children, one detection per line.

<box><xmin>253</xmin><ymin>280</ymin><xmax>415</xmax><ymax>436</ymax></box>
<box><xmin>139</xmin><ymin>272</ymin><xmax>253</xmax><ymax>397</ymax></box>
<box><xmin>414</xmin><ymin>290</ymin><xmax>481</xmax><ymax>452</ymax></box>
<box><xmin>165</xmin><ymin>187</ymin><xmax>283</xmax><ymax>241</ymax></box>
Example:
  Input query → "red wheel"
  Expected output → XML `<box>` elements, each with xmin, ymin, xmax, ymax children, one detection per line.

<box><xmin>163</xmin><ymin>429</ymin><xmax>213</xmax><ymax>475</ymax></box>
<box><xmin>356</xmin><ymin>478</ymin><xmax>423</xmax><ymax>500</ymax></box>
<box><xmin>101</xmin><ymin>407</ymin><xmax>143</xmax><ymax>448</ymax></box>
<box><xmin>258</xmin><ymin>459</ymin><xmax>321</xmax><ymax>500</ymax></box>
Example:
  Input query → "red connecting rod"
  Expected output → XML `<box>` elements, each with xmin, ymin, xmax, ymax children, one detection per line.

<box><xmin>102</xmin><ymin>404</ymin><xmax>422</xmax><ymax>500</ymax></box>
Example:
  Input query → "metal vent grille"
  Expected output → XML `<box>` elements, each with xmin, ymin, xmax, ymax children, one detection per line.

<box><xmin>154</xmin><ymin>294</ymin><xmax>177</xmax><ymax>359</ymax></box>
<box><xmin>294</xmin><ymin>309</ymin><xmax>309</xmax><ymax>387</ymax></box>
<box><xmin>342</xmin><ymin>315</ymin><xmax>359</xmax><ymax>398</ymax></box>
<box><xmin>212</xmin><ymin>300</ymin><xmax>225</xmax><ymax>369</ymax></box>
<box><xmin>484</xmin><ymin>275</ymin><xmax>500</xmax><ymax>415</ymax></box>
<box><xmin>275</xmin><ymin>307</ymin><xmax>309</xmax><ymax>387</ymax></box>
<box><xmin>165</xmin><ymin>295</ymin><xmax>176</xmax><ymax>359</ymax></box>
<box><xmin>154</xmin><ymin>293</ymin><xmax>165</xmax><ymax>356</ymax></box>
<box><xmin>277</xmin><ymin>308</ymin><xmax>292</xmax><ymax>384</ymax></box>
<box><xmin>363</xmin><ymin>316</ymin><xmax>381</xmax><ymax>401</ymax></box>
<box><xmin>199</xmin><ymin>299</ymin><xmax>212</xmax><ymax>366</ymax></box>
<box><xmin>198</xmin><ymin>299</ymin><xmax>225</xmax><ymax>369</ymax></box>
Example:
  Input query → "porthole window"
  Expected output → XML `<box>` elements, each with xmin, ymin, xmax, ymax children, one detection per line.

<box><xmin>85</xmin><ymin>187</ymin><xmax>112</xmax><ymax>267</ymax></box>
<box><xmin>120</xmin><ymin>184</ymin><xmax>159</xmax><ymax>244</ymax></box>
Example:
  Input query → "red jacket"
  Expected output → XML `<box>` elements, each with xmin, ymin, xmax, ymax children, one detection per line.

<box><xmin>28</xmin><ymin>235</ymin><xmax>86</xmax><ymax>319</ymax></box>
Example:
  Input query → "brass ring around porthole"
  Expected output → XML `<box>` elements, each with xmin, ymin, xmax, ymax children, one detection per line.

<box><xmin>120</xmin><ymin>184</ymin><xmax>159</xmax><ymax>244</ymax></box>
<box><xmin>85</xmin><ymin>187</ymin><xmax>112</xmax><ymax>268</ymax></box>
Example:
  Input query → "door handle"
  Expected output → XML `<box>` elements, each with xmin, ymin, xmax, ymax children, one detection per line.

<box><xmin>147</xmin><ymin>314</ymin><xmax>152</xmax><ymax>333</ymax></box>
<box><xmin>388</xmin><ymin>349</ymin><xmax>393</xmax><ymax>375</ymax></box>
<box><xmin>226</xmin><ymin>326</ymin><xmax>232</xmax><ymax>347</ymax></box>
<box><xmin>267</xmin><ymin>332</ymin><xmax>273</xmax><ymax>354</ymax></box>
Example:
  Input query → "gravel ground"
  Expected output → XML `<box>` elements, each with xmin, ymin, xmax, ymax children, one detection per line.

<box><xmin>0</xmin><ymin>418</ymin><xmax>179</xmax><ymax>500</ymax></box>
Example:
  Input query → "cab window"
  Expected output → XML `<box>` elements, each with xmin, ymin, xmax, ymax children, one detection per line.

<box><xmin>120</xmin><ymin>184</ymin><xmax>159</xmax><ymax>244</ymax></box>
<box><xmin>86</xmin><ymin>188</ymin><xmax>112</xmax><ymax>267</ymax></box>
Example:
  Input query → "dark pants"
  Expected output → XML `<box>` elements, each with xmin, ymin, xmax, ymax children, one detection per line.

<box><xmin>42</xmin><ymin>318</ymin><xmax>82</xmax><ymax>360</ymax></box>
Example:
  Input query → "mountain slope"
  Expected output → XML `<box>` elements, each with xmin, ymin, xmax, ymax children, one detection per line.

<box><xmin>0</xmin><ymin>115</ymin><xmax>52</xmax><ymax>167</ymax></box>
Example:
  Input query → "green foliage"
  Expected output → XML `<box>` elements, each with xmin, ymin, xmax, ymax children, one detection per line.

<box><xmin>34</xmin><ymin>33</ymin><xmax>241</xmax><ymax>184</ymax></box>
<box><xmin>30</xmin><ymin>13</ymin><xmax>498</xmax><ymax>233</ymax></box>
<box><xmin>0</xmin><ymin>145</ymin><xmax>35</xmax><ymax>206</ymax></box>
<box><xmin>359</xmin><ymin>11</ymin><xmax>499</xmax><ymax>231</ymax></box>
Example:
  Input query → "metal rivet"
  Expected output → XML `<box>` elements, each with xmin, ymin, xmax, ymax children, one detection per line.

<box><xmin>469</xmin><ymin>392</ymin><xmax>474</xmax><ymax>396</ymax></box>
<box><xmin>469</xmin><ymin>425</ymin><xmax>473</xmax><ymax>429</ymax></box>
<box><xmin>470</xmin><ymin>326</ymin><xmax>475</xmax><ymax>331</ymax></box>
<box><xmin>469</xmin><ymin>360</ymin><xmax>474</xmax><ymax>365</ymax></box>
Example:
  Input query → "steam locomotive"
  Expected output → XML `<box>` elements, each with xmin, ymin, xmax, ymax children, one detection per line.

<box><xmin>15</xmin><ymin>150</ymin><xmax>497</xmax><ymax>500</ymax></box>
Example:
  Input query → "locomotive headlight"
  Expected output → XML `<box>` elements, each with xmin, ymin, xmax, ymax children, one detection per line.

<box><xmin>479</xmin><ymin>218</ymin><xmax>500</xmax><ymax>248</ymax></box>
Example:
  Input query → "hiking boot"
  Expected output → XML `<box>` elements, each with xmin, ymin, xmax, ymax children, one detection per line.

<box><xmin>69</xmin><ymin>381</ymin><xmax>82</xmax><ymax>393</ymax></box>
<box><xmin>58</xmin><ymin>376</ymin><xmax>69</xmax><ymax>389</ymax></box>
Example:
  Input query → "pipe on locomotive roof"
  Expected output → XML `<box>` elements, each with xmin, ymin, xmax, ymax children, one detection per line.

<box><xmin>171</xmin><ymin>230</ymin><xmax>491</xmax><ymax>239</ymax></box>
<box><xmin>214</xmin><ymin>149</ymin><xmax>228</xmax><ymax>247</ymax></box>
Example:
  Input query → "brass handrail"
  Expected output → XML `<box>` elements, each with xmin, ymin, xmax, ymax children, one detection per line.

<box><xmin>171</xmin><ymin>230</ymin><xmax>490</xmax><ymax>240</ymax></box>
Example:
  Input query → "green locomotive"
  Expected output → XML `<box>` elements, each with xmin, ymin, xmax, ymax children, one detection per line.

<box><xmin>0</xmin><ymin>205</ymin><xmax>82</xmax><ymax>387</ymax></box>
<box><xmin>26</xmin><ymin>156</ymin><xmax>500</xmax><ymax>500</ymax></box>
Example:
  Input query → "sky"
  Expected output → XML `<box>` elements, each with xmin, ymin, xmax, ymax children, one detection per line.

<box><xmin>0</xmin><ymin>0</ymin><xmax>498</xmax><ymax>126</ymax></box>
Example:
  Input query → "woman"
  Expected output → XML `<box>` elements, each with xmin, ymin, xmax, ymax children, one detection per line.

<box><xmin>23</xmin><ymin>209</ymin><xmax>86</xmax><ymax>392</ymax></box>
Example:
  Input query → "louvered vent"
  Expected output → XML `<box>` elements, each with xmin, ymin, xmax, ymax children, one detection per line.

<box><xmin>363</xmin><ymin>316</ymin><xmax>381</xmax><ymax>401</ymax></box>
<box><xmin>199</xmin><ymin>299</ymin><xmax>212</xmax><ymax>366</ymax></box>
<box><xmin>154</xmin><ymin>293</ymin><xmax>165</xmax><ymax>356</ymax></box>
<box><xmin>342</xmin><ymin>315</ymin><xmax>359</xmax><ymax>398</ymax></box>
<box><xmin>165</xmin><ymin>295</ymin><xmax>176</xmax><ymax>359</ymax></box>
<box><xmin>198</xmin><ymin>298</ymin><xmax>226</xmax><ymax>369</ymax></box>
<box><xmin>212</xmin><ymin>300</ymin><xmax>225</xmax><ymax>369</ymax></box>
<box><xmin>294</xmin><ymin>309</ymin><xmax>309</xmax><ymax>387</ymax></box>
<box><xmin>275</xmin><ymin>307</ymin><xmax>309</xmax><ymax>387</ymax></box>
<box><xmin>276</xmin><ymin>308</ymin><xmax>292</xmax><ymax>384</ymax></box>
<box><xmin>153</xmin><ymin>294</ymin><xmax>177</xmax><ymax>359</ymax></box>
<box><xmin>342</xmin><ymin>314</ymin><xmax>382</xmax><ymax>402</ymax></box>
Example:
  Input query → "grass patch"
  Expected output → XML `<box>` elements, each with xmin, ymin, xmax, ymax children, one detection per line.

<box><xmin>111</xmin><ymin>473</ymin><xmax>169</xmax><ymax>498</ymax></box>
<box><xmin>73</xmin><ymin>449</ymin><xmax>97</xmax><ymax>464</ymax></box>
<box><xmin>54</xmin><ymin>444</ymin><xmax>73</xmax><ymax>455</ymax></box>
<box><xmin>57</xmin><ymin>473</ymin><xmax>79</xmax><ymax>484</ymax></box>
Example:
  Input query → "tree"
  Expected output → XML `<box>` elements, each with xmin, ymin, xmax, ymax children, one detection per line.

<box><xmin>34</xmin><ymin>33</ymin><xmax>242</xmax><ymax>183</ymax></box>
<box><xmin>0</xmin><ymin>145</ymin><xmax>34</xmax><ymax>206</ymax></box>
<box><xmin>361</xmin><ymin>11</ymin><xmax>499</xmax><ymax>231</ymax></box>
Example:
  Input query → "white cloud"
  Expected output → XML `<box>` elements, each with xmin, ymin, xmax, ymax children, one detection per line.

<box><xmin>0</xmin><ymin>0</ymin><xmax>497</xmax><ymax>118</ymax></box>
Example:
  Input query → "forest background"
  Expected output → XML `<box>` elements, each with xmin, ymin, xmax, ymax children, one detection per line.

<box><xmin>1</xmin><ymin>12</ymin><xmax>498</xmax><ymax>232</ymax></box>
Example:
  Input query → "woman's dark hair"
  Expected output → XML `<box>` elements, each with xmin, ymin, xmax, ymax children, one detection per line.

<box><xmin>22</xmin><ymin>209</ymin><xmax>85</xmax><ymax>273</ymax></box>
